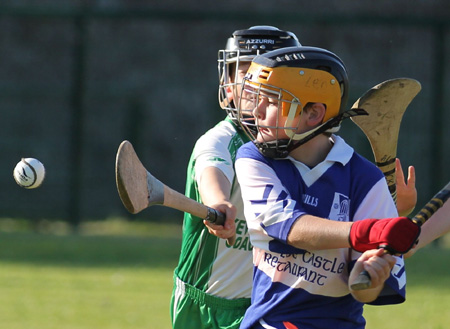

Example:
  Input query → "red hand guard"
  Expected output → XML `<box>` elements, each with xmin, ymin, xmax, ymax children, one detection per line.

<box><xmin>349</xmin><ymin>217</ymin><xmax>420</xmax><ymax>254</ymax></box>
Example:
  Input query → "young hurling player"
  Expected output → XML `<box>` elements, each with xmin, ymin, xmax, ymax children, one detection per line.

<box><xmin>170</xmin><ymin>26</ymin><xmax>300</xmax><ymax>329</ymax></box>
<box><xmin>235</xmin><ymin>46</ymin><xmax>420</xmax><ymax>329</ymax></box>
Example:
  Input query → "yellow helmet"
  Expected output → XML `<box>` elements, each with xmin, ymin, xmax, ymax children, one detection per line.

<box><xmin>238</xmin><ymin>46</ymin><xmax>352</xmax><ymax>158</ymax></box>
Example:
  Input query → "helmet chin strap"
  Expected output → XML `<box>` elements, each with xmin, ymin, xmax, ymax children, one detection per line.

<box><xmin>255</xmin><ymin>108</ymin><xmax>368</xmax><ymax>159</ymax></box>
<box><xmin>285</xmin><ymin>108</ymin><xmax>369</xmax><ymax>154</ymax></box>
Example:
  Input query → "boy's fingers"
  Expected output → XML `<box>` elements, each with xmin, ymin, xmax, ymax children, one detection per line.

<box><xmin>407</xmin><ymin>165</ymin><xmax>416</xmax><ymax>186</ymax></box>
<box><xmin>395</xmin><ymin>158</ymin><xmax>405</xmax><ymax>182</ymax></box>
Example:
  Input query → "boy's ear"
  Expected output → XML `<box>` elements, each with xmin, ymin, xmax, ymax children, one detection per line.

<box><xmin>305</xmin><ymin>103</ymin><xmax>326</xmax><ymax>126</ymax></box>
<box><xmin>226</xmin><ymin>85</ymin><xmax>234</xmax><ymax>100</ymax></box>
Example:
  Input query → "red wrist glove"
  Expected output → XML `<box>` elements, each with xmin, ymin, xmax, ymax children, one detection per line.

<box><xmin>349</xmin><ymin>217</ymin><xmax>420</xmax><ymax>254</ymax></box>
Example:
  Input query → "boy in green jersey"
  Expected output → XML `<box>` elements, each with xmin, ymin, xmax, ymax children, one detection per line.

<box><xmin>170</xmin><ymin>26</ymin><xmax>301</xmax><ymax>329</ymax></box>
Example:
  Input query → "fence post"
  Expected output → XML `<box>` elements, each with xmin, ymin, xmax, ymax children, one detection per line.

<box><xmin>67</xmin><ymin>8</ymin><xmax>88</xmax><ymax>230</ymax></box>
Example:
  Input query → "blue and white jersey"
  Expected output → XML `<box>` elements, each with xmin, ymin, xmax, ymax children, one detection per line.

<box><xmin>235</xmin><ymin>135</ymin><xmax>405</xmax><ymax>329</ymax></box>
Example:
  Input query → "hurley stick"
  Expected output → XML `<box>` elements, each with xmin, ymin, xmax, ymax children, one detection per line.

<box><xmin>115</xmin><ymin>140</ymin><xmax>236</xmax><ymax>245</ymax></box>
<box><xmin>349</xmin><ymin>78</ymin><xmax>422</xmax><ymax>290</ymax></box>
<box><xmin>351</xmin><ymin>78</ymin><xmax>421</xmax><ymax>203</ymax></box>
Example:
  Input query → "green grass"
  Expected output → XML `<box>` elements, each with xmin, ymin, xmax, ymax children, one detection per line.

<box><xmin>365</xmin><ymin>247</ymin><xmax>450</xmax><ymax>329</ymax></box>
<box><xmin>0</xmin><ymin>219</ymin><xmax>449</xmax><ymax>329</ymax></box>
<box><xmin>0</xmin><ymin>219</ymin><xmax>182</xmax><ymax>329</ymax></box>
<box><xmin>0</xmin><ymin>264</ymin><xmax>172</xmax><ymax>329</ymax></box>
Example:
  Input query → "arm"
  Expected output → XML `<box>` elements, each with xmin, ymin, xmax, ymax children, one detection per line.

<box><xmin>287</xmin><ymin>215</ymin><xmax>352</xmax><ymax>250</ymax></box>
<box><xmin>198</xmin><ymin>166</ymin><xmax>236</xmax><ymax>239</ymax></box>
<box><xmin>190</xmin><ymin>126</ymin><xmax>239</xmax><ymax>241</ymax></box>
<box><xmin>395</xmin><ymin>158</ymin><xmax>417</xmax><ymax>216</ymax></box>
<box><xmin>405</xmin><ymin>199</ymin><xmax>450</xmax><ymax>258</ymax></box>
<box><xmin>287</xmin><ymin>207</ymin><xmax>419</xmax><ymax>254</ymax></box>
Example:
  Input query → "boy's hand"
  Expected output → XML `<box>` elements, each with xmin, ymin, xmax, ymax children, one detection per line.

<box><xmin>396</xmin><ymin>158</ymin><xmax>417</xmax><ymax>216</ymax></box>
<box><xmin>203</xmin><ymin>202</ymin><xmax>237</xmax><ymax>245</ymax></box>
<box><xmin>349</xmin><ymin>249</ymin><xmax>397</xmax><ymax>294</ymax></box>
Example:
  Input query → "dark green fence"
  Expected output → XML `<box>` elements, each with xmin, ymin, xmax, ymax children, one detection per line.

<box><xmin>0</xmin><ymin>5</ymin><xmax>448</xmax><ymax>226</ymax></box>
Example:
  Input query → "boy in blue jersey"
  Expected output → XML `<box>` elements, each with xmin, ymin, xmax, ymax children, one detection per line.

<box><xmin>235</xmin><ymin>46</ymin><xmax>421</xmax><ymax>329</ymax></box>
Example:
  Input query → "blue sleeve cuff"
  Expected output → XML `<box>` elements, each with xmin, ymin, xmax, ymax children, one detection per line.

<box><xmin>261</xmin><ymin>210</ymin><xmax>306</xmax><ymax>244</ymax></box>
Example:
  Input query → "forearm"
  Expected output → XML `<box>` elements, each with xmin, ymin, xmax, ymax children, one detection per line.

<box><xmin>198</xmin><ymin>166</ymin><xmax>237</xmax><ymax>241</ymax></box>
<box><xmin>351</xmin><ymin>284</ymin><xmax>384</xmax><ymax>303</ymax></box>
<box><xmin>198</xmin><ymin>166</ymin><xmax>232</xmax><ymax>206</ymax></box>
<box><xmin>405</xmin><ymin>200</ymin><xmax>450</xmax><ymax>258</ymax></box>
<box><xmin>287</xmin><ymin>215</ymin><xmax>352</xmax><ymax>250</ymax></box>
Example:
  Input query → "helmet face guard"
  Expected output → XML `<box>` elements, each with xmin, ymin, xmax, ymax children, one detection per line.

<box><xmin>237</xmin><ymin>78</ymin><xmax>300</xmax><ymax>158</ymax></box>
<box><xmin>218</xmin><ymin>26</ymin><xmax>301</xmax><ymax>123</ymax></box>
<box><xmin>237</xmin><ymin>46</ymin><xmax>351</xmax><ymax>158</ymax></box>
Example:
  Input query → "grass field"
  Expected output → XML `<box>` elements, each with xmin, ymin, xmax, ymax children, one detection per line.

<box><xmin>0</xmin><ymin>218</ymin><xmax>449</xmax><ymax>329</ymax></box>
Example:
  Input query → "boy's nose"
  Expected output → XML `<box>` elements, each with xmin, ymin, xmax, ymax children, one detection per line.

<box><xmin>253</xmin><ymin>98</ymin><xmax>266</xmax><ymax>120</ymax></box>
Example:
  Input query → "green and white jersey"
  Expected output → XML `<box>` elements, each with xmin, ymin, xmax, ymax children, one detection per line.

<box><xmin>174</xmin><ymin>117</ymin><xmax>253</xmax><ymax>299</ymax></box>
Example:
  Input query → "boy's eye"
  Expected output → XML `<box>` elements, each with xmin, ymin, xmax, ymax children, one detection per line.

<box><xmin>259</xmin><ymin>93</ymin><xmax>278</xmax><ymax>104</ymax></box>
<box><xmin>266</xmin><ymin>97</ymin><xmax>278</xmax><ymax>106</ymax></box>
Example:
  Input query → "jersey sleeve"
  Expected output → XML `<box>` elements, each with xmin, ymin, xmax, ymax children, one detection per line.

<box><xmin>236</xmin><ymin>147</ymin><xmax>306</xmax><ymax>252</ymax></box>
<box><xmin>192</xmin><ymin>125</ymin><xmax>235</xmax><ymax>186</ymax></box>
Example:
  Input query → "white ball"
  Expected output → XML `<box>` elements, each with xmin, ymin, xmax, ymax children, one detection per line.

<box><xmin>13</xmin><ymin>158</ymin><xmax>46</xmax><ymax>189</ymax></box>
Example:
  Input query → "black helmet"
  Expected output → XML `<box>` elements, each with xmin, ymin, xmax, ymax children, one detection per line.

<box><xmin>222</xmin><ymin>25</ymin><xmax>300</xmax><ymax>63</ymax></box>
<box><xmin>218</xmin><ymin>26</ymin><xmax>301</xmax><ymax>122</ymax></box>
